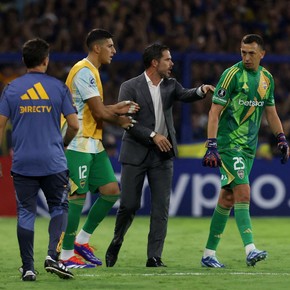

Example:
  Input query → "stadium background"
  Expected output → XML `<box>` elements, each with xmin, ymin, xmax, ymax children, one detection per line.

<box><xmin>1</xmin><ymin>0</ymin><xmax>290</xmax><ymax>216</ymax></box>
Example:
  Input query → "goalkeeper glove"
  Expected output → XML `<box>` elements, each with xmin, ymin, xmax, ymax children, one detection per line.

<box><xmin>277</xmin><ymin>133</ymin><xmax>289</xmax><ymax>164</ymax></box>
<box><xmin>202</xmin><ymin>138</ymin><xmax>222</xmax><ymax>168</ymax></box>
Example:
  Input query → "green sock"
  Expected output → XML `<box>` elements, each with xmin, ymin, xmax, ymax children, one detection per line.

<box><xmin>205</xmin><ymin>204</ymin><xmax>231</xmax><ymax>250</ymax></box>
<box><xmin>83</xmin><ymin>194</ymin><xmax>120</xmax><ymax>234</ymax></box>
<box><xmin>62</xmin><ymin>198</ymin><xmax>85</xmax><ymax>250</ymax></box>
<box><xmin>234</xmin><ymin>202</ymin><xmax>253</xmax><ymax>246</ymax></box>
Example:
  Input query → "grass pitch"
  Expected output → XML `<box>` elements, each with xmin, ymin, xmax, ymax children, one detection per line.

<box><xmin>0</xmin><ymin>216</ymin><xmax>289</xmax><ymax>290</ymax></box>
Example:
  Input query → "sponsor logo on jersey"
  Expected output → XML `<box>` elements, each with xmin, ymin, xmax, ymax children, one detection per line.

<box><xmin>239</xmin><ymin>99</ymin><xmax>264</xmax><ymax>107</ymax></box>
<box><xmin>19</xmin><ymin>82</ymin><xmax>52</xmax><ymax>114</ymax></box>
<box><xmin>20</xmin><ymin>82</ymin><xmax>49</xmax><ymax>100</ymax></box>
<box><xmin>20</xmin><ymin>106</ymin><xmax>52</xmax><ymax>113</ymax></box>
<box><xmin>89</xmin><ymin>76</ymin><xmax>95</xmax><ymax>86</ymax></box>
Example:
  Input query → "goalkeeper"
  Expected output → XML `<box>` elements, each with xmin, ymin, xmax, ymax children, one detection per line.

<box><xmin>201</xmin><ymin>34</ymin><xmax>289</xmax><ymax>268</ymax></box>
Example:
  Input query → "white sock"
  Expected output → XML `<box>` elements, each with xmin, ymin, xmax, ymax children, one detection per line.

<box><xmin>203</xmin><ymin>248</ymin><xmax>216</xmax><ymax>258</ymax></box>
<box><xmin>60</xmin><ymin>249</ymin><xmax>74</xmax><ymax>261</ymax></box>
<box><xmin>75</xmin><ymin>229</ymin><xmax>91</xmax><ymax>244</ymax></box>
<box><xmin>245</xmin><ymin>243</ymin><xmax>256</xmax><ymax>256</ymax></box>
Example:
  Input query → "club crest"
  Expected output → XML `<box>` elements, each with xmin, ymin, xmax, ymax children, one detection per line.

<box><xmin>237</xmin><ymin>169</ymin><xmax>244</xmax><ymax>179</ymax></box>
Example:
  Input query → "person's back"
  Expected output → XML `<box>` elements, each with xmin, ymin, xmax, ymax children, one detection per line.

<box><xmin>0</xmin><ymin>37</ymin><xmax>78</xmax><ymax>281</ymax></box>
<box><xmin>4</xmin><ymin>72</ymin><xmax>71</xmax><ymax>175</ymax></box>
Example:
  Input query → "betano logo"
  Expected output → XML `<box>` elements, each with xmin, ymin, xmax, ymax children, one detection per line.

<box><xmin>20</xmin><ymin>82</ymin><xmax>52</xmax><ymax>114</ymax></box>
<box><xmin>239</xmin><ymin>99</ymin><xmax>264</xmax><ymax>107</ymax></box>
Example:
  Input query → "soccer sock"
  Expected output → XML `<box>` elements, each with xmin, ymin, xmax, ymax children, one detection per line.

<box><xmin>61</xmin><ymin>197</ymin><xmax>85</xmax><ymax>251</ymax></box>
<box><xmin>204</xmin><ymin>204</ymin><xmax>231</xmax><ymax>254</ymax></box>
<box><xmin>60</xmin><ymin>249</ymin><xmax>74</xmax><ymax>261</ymax></box>
<box><xmin>234</xmin><ymin>202</ymin><xmax>254</xmax><ymax>247</ymax></box>
<box><xmin>245</xmin><ymin>243</ymin><xmax>256</xmax><ymax>255</ymax></box>
<box><xmin>75</xmin><ymin>229</ymin><xmax>91</xmax><ymax>244</ymax></box>
<box><xmin>82</xmin><ymin>194</ymin><xmax>120</xmax><ymax>234</ymax></box>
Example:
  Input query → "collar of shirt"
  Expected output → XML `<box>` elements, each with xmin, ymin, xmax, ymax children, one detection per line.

<box><xmin>144</xmin><ymin>71</ymin><xmax>163</xmax><ymax>87</ymax></box>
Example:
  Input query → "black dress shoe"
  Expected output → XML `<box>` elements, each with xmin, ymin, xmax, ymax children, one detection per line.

<box><xmin>105</xmin><ymin>241</ymin><xmax>122</xmax><ymax>267</ymax></box>
<box><xmin>146</xmin><ymin>257</ymin><xmax>167</xmax><ymax>267</ymax></box>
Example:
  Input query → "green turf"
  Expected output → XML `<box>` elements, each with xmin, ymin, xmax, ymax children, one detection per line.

<box><xmin>0</xmin><ymin>216</ymin><xmax>289</xmax><ymax>290</ymax></box>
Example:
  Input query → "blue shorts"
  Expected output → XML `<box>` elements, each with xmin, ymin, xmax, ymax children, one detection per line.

<box><xmin>11</xmin><ymin>170</ymin><xmax>69</xmax><ymax>214</ymax></box>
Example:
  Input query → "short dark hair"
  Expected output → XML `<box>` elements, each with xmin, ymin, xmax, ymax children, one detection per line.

<box><xmin>86</xmin><ymin>28</ymin><xmax>113</xmax><ymax>50</ymax></box>
<box><xmin>143</xmin><ymin>43</ymin><xmax>170</xmax><ymax>69</ymax></box>
<box><xmin>242</xmin><ymin>34</ymin><xmax>265</xmax><ymax>50</ymax></box>
<box><xmin>22</xmin><ymin>38</ymin><xmax>49</xmax><ymax>68</ymax></box>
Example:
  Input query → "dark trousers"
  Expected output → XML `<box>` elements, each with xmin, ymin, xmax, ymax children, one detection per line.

<box><xmin>113</xmin><ymin>149</ymin><xmax>173</xmax><ymax>258</ymax></box>
<box><xmin>12</xmin><ymin>171</ymin><xmax>69</xmax><ymax>271</ymax></box>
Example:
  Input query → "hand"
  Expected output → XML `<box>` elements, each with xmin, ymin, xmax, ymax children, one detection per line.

<box><xmin>202</xmin><ymin>138</ymin><xmax>222</xmax><ymax>168</ymax></box>
<box><xmin>152</xmin><ymin>133</ymin><xmax>172</xmax><ymax>152</ymax></box>
<box><xmin>277</xmin><ymin>133</ymin><xmax>289</xmax><ymax>164</ymax></box>
<box><xmin>115</xmin><ymin>100</ymin><xmax>140</xmax><ymax>115</ymax></box>
<box><xmin>119</xmin><ymin>115</ymin><xmax>137</xmax><ymax>130</ymax></box>
<box><xmin>201</xmin><ymin>84</ymin><xmax>215</xmax><ymax>94</ymax></box>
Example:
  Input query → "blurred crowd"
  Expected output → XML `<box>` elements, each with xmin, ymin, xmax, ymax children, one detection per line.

<box><xmin>1</xmin><ymin>0</ymin><xmax>290</xmax><ymax>158</ymax></box>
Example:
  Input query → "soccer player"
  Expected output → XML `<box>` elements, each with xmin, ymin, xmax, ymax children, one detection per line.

<box><xmin>0</xmin><ymin>38</ymin><xmax>79</xmax><ymax>281</ymax></box>
<box><xmin>201</xmin><ymin>34</ymin><xmax>289</xmax><ymax>268</ymax></box>
<box><xmin>60</xmin><ymin>28</ymin><xmax>139</xmax><ymax>268</ymax></box>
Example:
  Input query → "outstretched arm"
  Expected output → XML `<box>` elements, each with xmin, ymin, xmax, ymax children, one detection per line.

<box><xmin>202</xmin><ymin>103</ymin><xmax>224</xmax><ymax>168</ymax></box>
<box><xmin>86</xmin><ymin>96</ymin><xmax>138</xmax><ymax>129</ymax></box>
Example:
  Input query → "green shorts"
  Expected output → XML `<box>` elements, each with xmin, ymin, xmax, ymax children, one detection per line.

<box><xmin>219</xmin><ymin>150</ymin><xmax>254</xmax><ymax>189</ymax></box>
<box><xmin>66</xmin><ymin>150</ymin><xmax>117</xmax><ymax>195</ymax></box>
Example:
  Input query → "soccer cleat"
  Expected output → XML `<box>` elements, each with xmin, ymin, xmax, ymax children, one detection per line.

<box><xmin>246</xmin><ymin>249</ymin><xmax>268</xmax><ymax>266</ymax></box>
<box><xmin>74</xmin><ymin>242</ymin><xmax>102</xmax><ymax>265</ymax></box>
<box><xmin>21</xmin><ymin>270</ymin><xmax>37</xmax><ymax>281</ymax></box>
<box><xmin>201</xmin><ymin>256</ymin><xmax>225</xmax><ymax>268</ymax></box>
<box><xmin>44</xmin><ymin>256</ymin><xmax>74</xmax><ymax>279</ymax></box>
<box><xmin>18</xmin><ymin>266</ymin><xmax>39</xmax><ymax>275</ymax></box>
<box><xmin>62</xmin><ymin>255</ymin><xmax>96</xmax><ymax>269</ymax></box>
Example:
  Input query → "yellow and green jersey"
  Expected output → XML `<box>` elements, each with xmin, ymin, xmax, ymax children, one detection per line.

<box><xmin>212</xmin><ymin>61</ymin><xmax>275</xmax><ymax>158</ymax></box>
<box><xmin>64</xmin><ymin>58</ymin><xmax>104</xmax><ymax>153</ymax></box>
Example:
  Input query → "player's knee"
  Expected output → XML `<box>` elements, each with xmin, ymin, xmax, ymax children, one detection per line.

<box><xmin>97</xmin><ymin>182</ymin><xmax>120</xmax><ymax>195</ymax></box>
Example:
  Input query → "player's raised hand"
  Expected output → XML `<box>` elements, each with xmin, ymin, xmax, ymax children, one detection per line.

<box><xmin>202</xmin><ymin>138</ymin><xmax>222</xmax><ymax>168</ymax></box>
<box><xmin>277</xmin><ymin>133</ymin><xmax>289</xmax><ymax>164</ymax></box>
<box><xmin>114</xmin><ymin>100</ymin><xmax>140</xmax><ymax>115</ymax></box>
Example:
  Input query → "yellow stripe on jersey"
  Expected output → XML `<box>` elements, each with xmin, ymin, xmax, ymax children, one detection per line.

<box><xmin>34</xmin><ymin>82</ymin><xmax>49</xmax><ymax>99</ymax></box>
<box><xmin>221</xmin><ymin>67</ymin><xmax>239</xmax><ymax>89</ymax></box>
<box><xmin>27</xmin><ymin>87</ymin><xmax>39</xmax><ymax>99</ymax></box>
<box><xmin>20</xmin><ymin>93</ymin><xmax>29</xmax><ymax>100</ymax></box>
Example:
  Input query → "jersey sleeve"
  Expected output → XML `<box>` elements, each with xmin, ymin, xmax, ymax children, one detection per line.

<box><xmin>74</xmin><ymin>67</ymin><xmax>100</xmax><ymax>101</ymax></box>
<box><xmin>61</xmin><ymin>84</ymin><xmax>78</xmax><ymax>117</ymax></box>
<box><xmin>265</xmin><ymin>74</ymin><xmax>275</xmax><ymax>106</ymax></box>
<box><xmin>212</xmin><ymin>66</ymin><xmax>239</xmax><ymax>106</ymax></box>
<box><xmin>0</xmin><ymin>85</ymin><xmax>11</xmax><ymax>118</ymax></box>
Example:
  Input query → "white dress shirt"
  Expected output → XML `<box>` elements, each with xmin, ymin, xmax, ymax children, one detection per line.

<box><xmin>144</xmin><ymin>72</ymin><xmax>168</xmax><ymax>137</ymax></box>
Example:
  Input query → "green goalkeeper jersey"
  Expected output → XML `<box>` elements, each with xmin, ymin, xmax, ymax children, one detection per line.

<box><xmin>212</xmin><ymin>61</ymin><xmax>275</xmax><ymax>158</ymax></box>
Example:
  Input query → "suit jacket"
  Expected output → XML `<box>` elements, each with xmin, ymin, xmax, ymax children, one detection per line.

<box><xmin>118</xmin><ymin>73</ymin><xmax>204</xmax><ymax>165</ymax></box>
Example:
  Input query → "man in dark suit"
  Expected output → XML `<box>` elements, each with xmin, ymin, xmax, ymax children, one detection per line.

<box><xmin>106</xmin><ymin>43</ymin><xmax>214</xmax><ymax>267</ymax></box>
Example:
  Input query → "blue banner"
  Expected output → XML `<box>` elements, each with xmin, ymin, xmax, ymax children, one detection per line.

<box><xmin>36</xmin><ymin>157</ymin><xmax>290</xmax><ymax>217</ymax></box>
